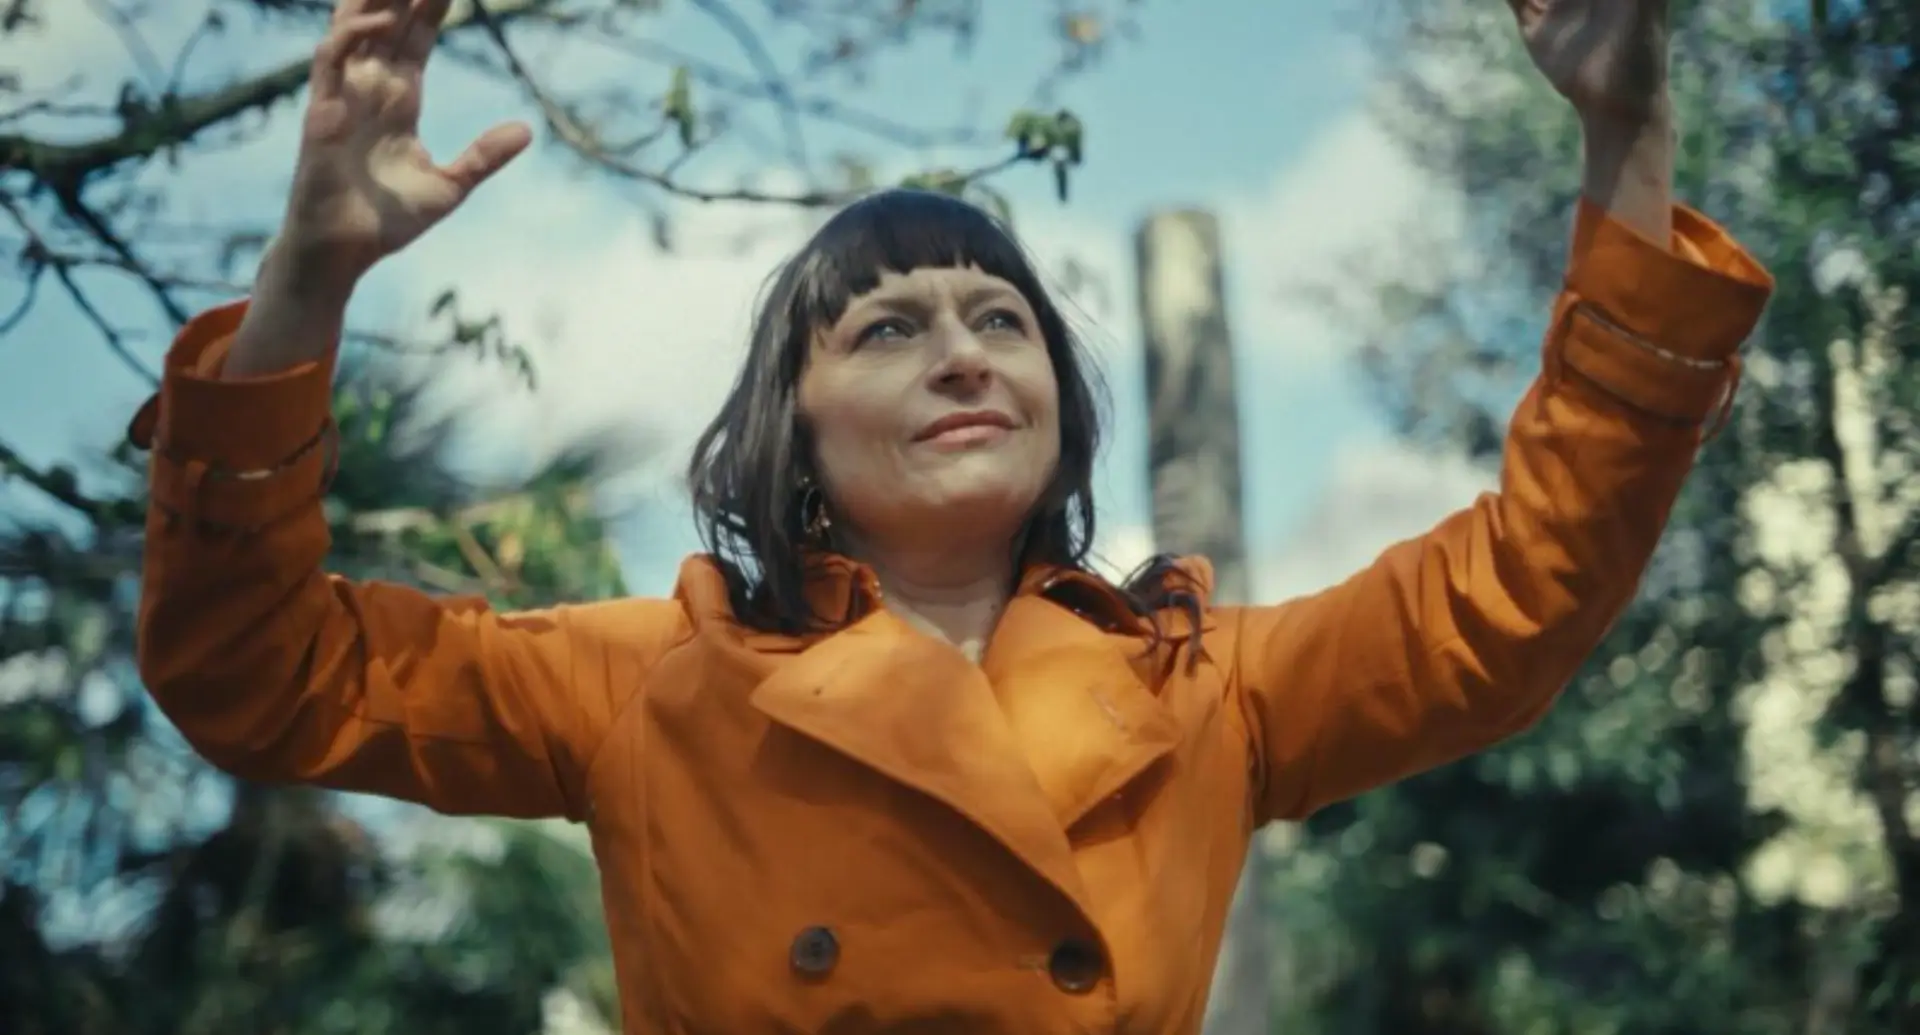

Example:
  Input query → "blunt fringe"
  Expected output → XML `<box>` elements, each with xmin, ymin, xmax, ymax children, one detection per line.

<box><xmin>685</xmin><ymin>188</ymin><xmax>1203</xmax><ymax>646</ymax></box>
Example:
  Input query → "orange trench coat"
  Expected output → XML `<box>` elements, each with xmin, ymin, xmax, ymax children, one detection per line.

<box><xmin>130</xmin><ymin>200</ymin><xmax>1771</xmax><ymax>1035</ymax></box>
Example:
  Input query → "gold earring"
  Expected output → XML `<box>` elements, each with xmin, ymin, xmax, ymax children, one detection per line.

<box><xmin>799</xmin><ymin>481</ymin><xmax>832</xmax><ymax>542</ymax></box>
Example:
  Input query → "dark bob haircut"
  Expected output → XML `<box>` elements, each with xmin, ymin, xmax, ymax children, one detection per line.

<box><xmin>686</xmin><ymin>188</ymin><xmax>1196</xmax><ymax>638</ymax></box>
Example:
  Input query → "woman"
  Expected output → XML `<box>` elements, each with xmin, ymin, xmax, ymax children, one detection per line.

<box><xmin>129</xmin><ymin>0</ymin><xmax>1772</xmax><ymax>1031</ymax></box>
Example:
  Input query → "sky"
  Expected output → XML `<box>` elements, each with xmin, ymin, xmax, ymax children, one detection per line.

<box><xmin>4</xmin><ymin>0</ymin><xmax>1492</xmax><ymax>607</ymax></box>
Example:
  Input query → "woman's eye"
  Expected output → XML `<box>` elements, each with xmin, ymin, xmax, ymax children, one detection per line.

<box><xmin>979</xmin><ymin>309</ymin><xmax>1026</xmax><ymax>334</ymax></box>
<box><xmin>855</xmin><ymin>318</ymin><xmax>913</xmax><ymax>346</ymax></box>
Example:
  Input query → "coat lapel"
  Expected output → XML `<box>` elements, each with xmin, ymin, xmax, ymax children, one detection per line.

<box><xmin>737</xmin><ymin>555</ymin><xmax>1203</xmax><ymax>913</ymax></box>
<box><xmin>981</xmin><ymin>594</ymin><xmax>1182</xmax><ymax>832</ymax></box>
<box><xmin>747</xmin><ymin>609</ymin><xmax>1095</xmax><ymax>911</ymax></box>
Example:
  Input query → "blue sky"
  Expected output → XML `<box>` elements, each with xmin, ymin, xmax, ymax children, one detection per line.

<box><xmin>5</xmin><ymin>0</ymin><xmax>1492</xmax><ymax>602</ymax></box>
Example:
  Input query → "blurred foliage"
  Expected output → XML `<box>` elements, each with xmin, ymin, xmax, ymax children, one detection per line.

<box><xmin>1</xmin><ymin>1</ymin><xmax>1131</xmax><ymax>1032</ymax></box>
<box><xmin>1280</xmin><ymin>1</ymin><xmax>1920</xmax><ymax>1032</ymax></box>
<box><xmin>1</xmin><ymin>362</ymin><xmax>631</xmax><ymax>1035</ymax></box>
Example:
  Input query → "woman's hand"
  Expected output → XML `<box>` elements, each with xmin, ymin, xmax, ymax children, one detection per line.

<box><xmin>289</xmin><ymin>0</ymin><xmax>530</xmax><ymax>287</ymax></box>
<box><xmin>1511</xmin><ymin>0</ymin><xmax>1671</xmax><ymax>129</ymax></box>
<box><xmin>225</xmin><ymin>0</ymin><xmax>531</xmax><ymax>378</ymax></box>
<box><xmin>1510</xmin><ymin>0</ymin><xmax>1674</xmax><ymax>245</ymax></box>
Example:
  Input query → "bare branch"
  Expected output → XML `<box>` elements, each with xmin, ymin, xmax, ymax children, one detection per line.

<box><xmin>0</xmin><ymin>264</ymin><xmax>37</xmax><ymax>334</ymax></box>
<box><xmin>0</xmin><ymin>193</ymin><xmax>160</xmax><ymax>383</ymax></box>
<box><xmin>0</xmin><ymin>59</ymin><xmax>310</xmax><ymax>188</ymax></box>
<box><xmin>568</xmin><ymin>26</ymin><xmax>984</xmax><ymax>149</ymax></box>
<box><xmin>46</xmin><ymin>259</ymin><xmax>159</xmax><ymax>385</ymax></box>
<box><xmin>688</xmin><ymin>0</ymin><xmax>811</xmax><ymax>174</ymax></box>
<box><xmin>51</xmin><ymin>183</ymin><xmax>191</xmax><ymax>324</ymax></box>
<box><xmin>470</xmin><ymin>0</ymin><xmax>1025</xmax><ymax>206</ymax></box>
<box><xmin>0</xmin><ymin>438</ymin><xmax>116</xmax><ymax>522</ymax></box>
<box><xmin>83</xmin><ymin>0</ymin><xmax>169</xmax><ymax>90</ymax></box>
<box><xmin>0</xmin><ymin>0</ymin><xmax>560</xmax><ymax>188</ymax></box>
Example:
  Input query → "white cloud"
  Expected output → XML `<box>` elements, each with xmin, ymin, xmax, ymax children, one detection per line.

<box><xmin>1086</xmin><ymin>441</ymin><xmax>1489</xmax><ymax>605</ymax></box>
<box><xmin>1252</xmin><ymin>439</ymin><xmax>1490</xmax><ymax>602</ymax></box>
<box><xmin>15</xmin><ymin>6</ymin><xmax>132</xmax><ymax>86</ymax></box>
<box><xmin>1090</xmin><ymin>521</ymin><xmax>1158</xmax><ymax>581</ymax></box>
<box><xmin>1217</xmin><ymin>110</ymin><xmax>1463</xmax><ymax>370</ymax></box>
<box><xmin>16</xmin><ymin>3</ymin><xmax>251</xmax><ymax>92</ymax></box>
<box><xmin>386</xmin><ymin>172</ymin><xmax>809</xmax><ymax>464</ymax></box>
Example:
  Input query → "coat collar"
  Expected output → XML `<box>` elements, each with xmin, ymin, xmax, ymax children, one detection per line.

<box><xmin>674</xmin><ymin>551</ymin><xmax>1216</xmax><ymax>653</ymax></box>
<box><xmin>673</xmin><ymin>552</ymin><xmax>1213</xmax><ymax>919</ymax></box>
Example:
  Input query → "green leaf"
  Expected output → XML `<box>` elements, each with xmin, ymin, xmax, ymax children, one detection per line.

<box><xmin>664</xmin><ymin>66</ymin><xmax>695</xmax><ymax>148</ymax></box>
<box><xmin>1054</xmin><ymin>110</ymin><xmax>1083</xmax><ymax>165</ymax></box>
<box><xmin>899</xmin><ymin>169</ymin><xmax>968</xmax><ymax>195</ymax></box>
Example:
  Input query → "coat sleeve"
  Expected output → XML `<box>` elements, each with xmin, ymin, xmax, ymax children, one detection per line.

<box><xmin>1224</xmin><ymin>200</ymin><xmax>1774</xmax><ymax>824</ymax></box>
<box><xmin>130</xmin><ymin>301</ymin><xmax>688</xmax><ymax>820</ymax></box>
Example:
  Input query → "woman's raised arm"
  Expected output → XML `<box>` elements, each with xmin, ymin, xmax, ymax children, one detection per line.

<box><xmin>1222</xmin><ymin>0</ymin><xmax>1774</xmax><ymax>824</ymax></box>
<box><xmin>1226</xmin><ymin>196</ymin><xmax>1769</xmax><ymax>823</ymax></box>
<box><xmin>129</xmin><ymin>0</ymin><xmax>687</xmax><ymax>820</ymax></box>
<box><xmin>133</xmin><ymin>306</ymin><xmax>687</xmax><ymax>819</ymax></box>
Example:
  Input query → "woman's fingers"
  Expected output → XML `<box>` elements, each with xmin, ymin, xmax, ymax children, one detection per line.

<box><xmin>441</xmin><ymin>121</ymin><xmax>534</xmax><ymax>195</ymax></box>
<box><xmin>311</xmin><ymin>9</ymin><xmax>403</xmax><ymax>99</ymax></box>
<box><xmin>394</xmin><ymin>0</ymin><xmax>455</xmax><ymax>66</ymax></box>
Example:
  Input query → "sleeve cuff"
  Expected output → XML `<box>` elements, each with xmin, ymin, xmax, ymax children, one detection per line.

<box><xmin>1556</xmin><ymin>200</ymin><xmax>1774</xmax><ymax>425</ymax></box>
<box><xmin>1565</xmin><ymin>198</ymin><xmax>1774</xmax><ymax>364</ymax></box>
<box><xmin>147</xmin><ymin>416</ymin><xmax>337</xmax><ymax>532</ymax></box>
<box><xmin>126</xmin><ymin>300</ymin><xmax>335</xmax><ymax>472</ymax></box>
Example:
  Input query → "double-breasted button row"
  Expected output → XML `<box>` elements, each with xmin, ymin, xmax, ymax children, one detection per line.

<box><xmin>787</xmin><ymin>927</ymin><xmax>1105</xmax><ymax>994</ymax></box>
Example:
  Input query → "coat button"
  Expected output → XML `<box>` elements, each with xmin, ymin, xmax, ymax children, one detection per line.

<box><xmin>790</xmin><ymin>925</ymin><xmax>839</xmax><ymax>979</ymax></box>
<box><xmin>1047</xmin><ymin>937</ymin><xmax>1103</xmax><ymax>994</ymax></box>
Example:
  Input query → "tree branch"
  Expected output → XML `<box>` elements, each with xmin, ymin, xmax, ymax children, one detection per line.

<box><xmin>0</xmin><ymin>0</ymin><xmax>559</xmax><ymax>189</ymax></box>
<box><xmin>0</xmin><ymin>59</ymin><xmax>310</xmax><ymax>188</ymax></box>
<box><xmin>687</xmin><ymin>0</ymin><xmax>811</xmax><ymax>175</ymax></box>
<box><xmin>0</xmin><ymin>438</ymin><xmax>115</xmax><ymax>523</ymax></box>
<box><xmin>472</xmin><ymin>0</ymin><xmax>1025</xmax><ymax>205</ymax></box>
<box><xmin>568</xmin><ymin>27</ymin><xmax>985</xmax><ymax>150</ymax></box>
<box><xmin>0</xmin><ymin>193</ymin><xmax>161</xmax><ymax>383</ymax></box>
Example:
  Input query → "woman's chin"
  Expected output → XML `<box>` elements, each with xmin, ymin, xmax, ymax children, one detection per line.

<box><xmin>905</xmin><ymin>453</ymin><xmax>1051</xmax><ymax>504</ymax></box>
<box><xmin>898</xmin><ymin>484</ymin><xmax>1040</xmax><ymax>538</ymax></box>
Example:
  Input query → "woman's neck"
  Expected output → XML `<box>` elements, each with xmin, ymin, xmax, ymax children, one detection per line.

<box><xmin>858</xmin><ymin>544</ymin><xmax>1015</xmax><ymax>660</ymax></box>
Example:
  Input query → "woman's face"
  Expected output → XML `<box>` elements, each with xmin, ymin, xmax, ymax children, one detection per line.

<box><xmin>798</xmin><ymin>264</ymin><xmax>1061</xmax><ymax>556</ymax></box>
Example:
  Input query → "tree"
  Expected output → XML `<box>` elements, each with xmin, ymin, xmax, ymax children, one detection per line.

<box><xmin>2</xmin><ymin>357</ymin><xmax>633</xmax><ymax>1035</ymax></box>
<box><xmin>2</xmin><ymin>1</ymin><xmax>1129</xmax><ymax>1030</ymax></box>
<box><xmin>1276</xmin><ymin>1</ymin><xmax>1918</xmax><ymax>1031</ymax></box>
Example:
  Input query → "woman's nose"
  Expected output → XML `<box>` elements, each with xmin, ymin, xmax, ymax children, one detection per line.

<box><xmin>929</xmin><ymin>323</ymin><xmax>992</xmax><ymax>390</ymax></box>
